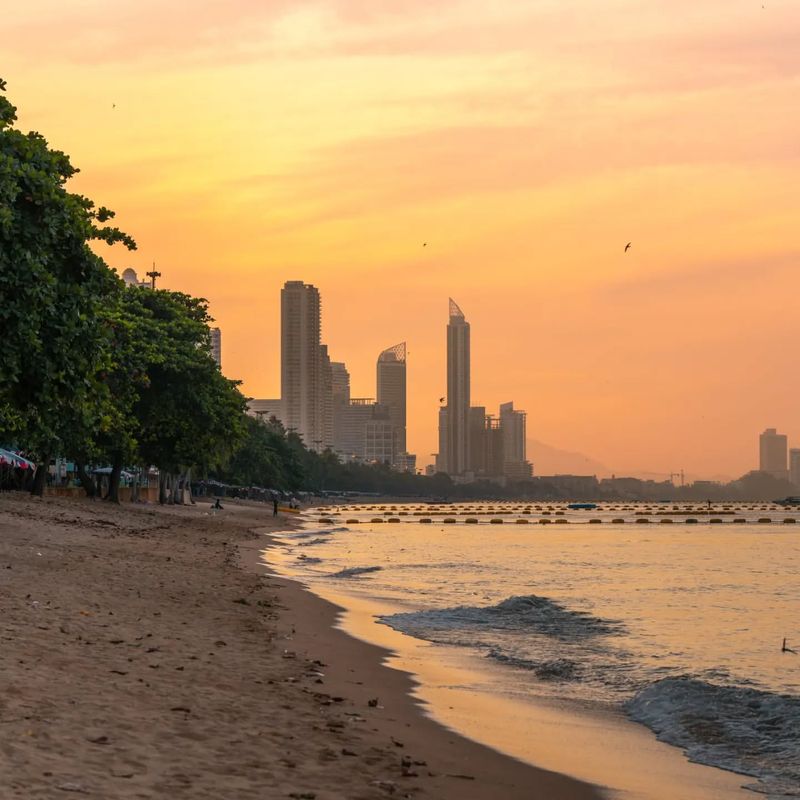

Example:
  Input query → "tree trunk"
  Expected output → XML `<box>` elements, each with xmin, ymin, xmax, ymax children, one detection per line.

<box><xmin>159</xmin><ymin>471</ymin><xmax>168</xmax><ymax>505</ymax></box>
<box><xmin>106</xmin><ymin>454</ymin><xmax>124</xmax><ymax>504</ymax></box>
<box><xmin>30</xmin><ymin>456</ymin><xmax>49</xmax><ymax>497</ymax></box>
<box><xmin>76</xmin><ymin>461</ymin><xmax>97</xmax><ymax>498</ymax></box>
<box><xmin>130</xmin><ymin>467</ymin><xmax>140</xmax><ymax>503</ymax></box>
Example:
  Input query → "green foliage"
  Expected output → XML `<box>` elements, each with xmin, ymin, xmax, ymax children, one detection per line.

<box><xmin>129</xmin><ymin>289</ymin><xmax>247</xmax><ymax>475</ymax></box>
<box><xmin>0</xmin><ymin>78</ymin><xmax>246</xmax><ymax>496</ymax></box>
<box><xmin>0</xmin><ymin>77</ymin><xmax>134</xmax><ymax>462</ymax></box>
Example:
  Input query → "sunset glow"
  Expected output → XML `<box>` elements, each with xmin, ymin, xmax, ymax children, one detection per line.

<box><xmin>6</xmin><ymin>0</ymin><xmax>799</xmax><ymax>476</ymax></box>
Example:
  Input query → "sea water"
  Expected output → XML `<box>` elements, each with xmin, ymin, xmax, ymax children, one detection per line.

<box><xmin>274</xmin><ymin>503</ymin><xmax>800</xmax><ymax>798</ymax></box>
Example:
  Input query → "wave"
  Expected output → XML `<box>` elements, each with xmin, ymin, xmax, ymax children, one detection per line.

<box><xmin>487</xmin><ymin>650</ymin><xmax>581</xmax><ymax>681</ymax></box>
<box><xmin>329</xmin><ymin>565</ymin><xmax>383</xmax><ymax>579</ymax></box>
<box><xmin>379</xmin><ymin>594</ymin><xmax>622</xmax><ymax>642</ymax></box>
<box><xmin>297</xmin><ymin>537</ymin><xmax>331</xmax><ymax>547</ymax></box>
<box><xmin>627</xmin><ymin>677</ymin><xmax>800</xmax><ymax>797</ymax></box>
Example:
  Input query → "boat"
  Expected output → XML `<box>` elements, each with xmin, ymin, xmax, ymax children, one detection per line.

<box><xmin>567</xmin><ymin>503</ymin><xmax>598</xmax><ymax>510</ymax></box>
<box><xmin>774</xmin><ymin>497</ymin><xmax>800</xmax><ymax>507</ymax></box>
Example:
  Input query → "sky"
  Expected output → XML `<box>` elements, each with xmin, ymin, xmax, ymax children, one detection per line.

<box><xmin>4</xmin><ymin>0</ymin><xmax>800</xmax><ymax>478</ymax></box>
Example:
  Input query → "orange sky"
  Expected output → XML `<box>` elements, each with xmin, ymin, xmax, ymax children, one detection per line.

<box><xmin>4</xmin><ymin>0</ymin><xmax>800</xmax><ymax>478</ymax></box>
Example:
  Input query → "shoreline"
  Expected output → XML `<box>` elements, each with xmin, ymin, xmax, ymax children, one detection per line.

<box><xmin>0</xmin><ymin>492</ymin><xmax>600</xmax><ymax>799</ymax></box>
<box><xmin>267</xmin><ymin>514</ymin><xmax>756</xmax><ymax>800</ymax></box>
<box><xmin>242</xmin><ymin>528</ymin><xmax>604</xmax><ymax>800</ymax></box>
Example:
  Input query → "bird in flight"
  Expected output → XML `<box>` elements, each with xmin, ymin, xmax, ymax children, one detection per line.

<box><xmin>624</xmin><ymin>242</ymin><xmax>632</xmax><ymax>252</ymax></box>
<box><xmin>423</xmin><ymin>242</ymin><xmax>427</xmax><ymax>247</ymax></box>
<box><xmin>439</xmin><ymin>397</ymin><xmax>445</xmax><ymax>403</ymax></box>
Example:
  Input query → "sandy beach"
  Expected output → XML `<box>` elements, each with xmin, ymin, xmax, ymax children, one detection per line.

<box><xmin>0</xmin><ymin>493</ymin><xmax>599</xmax><ymax>799</ymax></box>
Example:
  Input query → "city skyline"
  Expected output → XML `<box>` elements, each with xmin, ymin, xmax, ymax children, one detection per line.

<box><xmin>7</xmin><ymin>1</ymin><xmax>800</xmax><ymax>476</ymax></box>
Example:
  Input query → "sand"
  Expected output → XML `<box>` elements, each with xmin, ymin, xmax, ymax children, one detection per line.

<box><xmin>0</xmin><ymin>492</ymin><xmax>600</xmax><ymax>799</ymax></box>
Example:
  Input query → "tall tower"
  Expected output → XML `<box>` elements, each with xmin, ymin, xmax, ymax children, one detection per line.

<box><xmin>759</xmin><ymin>428</ymin><xmax>788</xmax><ymax>480</ymax></box>
<box><xmin>377</xmin><ymin>342</ymin><xmax>407</xmax><ymax>464</ymax></box>
<box><xmin>446</xmin><ymin>299</ymin><xmax>470</xmax><ymax>475</ymax></box>
<box><xmin>281</xmin><ymin>281</ymin><xmax>323</xmax><ymax>450</ymax></box>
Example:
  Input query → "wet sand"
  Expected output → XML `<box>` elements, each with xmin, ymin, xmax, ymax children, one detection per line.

<box><xmin>0</xmin><ymin>492</ymin><xmax>599</xmax><ymax>799</ymax></box>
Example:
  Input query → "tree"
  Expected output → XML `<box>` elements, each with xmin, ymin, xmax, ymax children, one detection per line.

<box><xmin>0</xmin><ymin>77</ymin><xmax>136</xmax><ymax>494</ymax></box>
<box><xmin>132</xmin><ymin>290</ymin><xmax>247</xmax><ymax>502</ymax></box>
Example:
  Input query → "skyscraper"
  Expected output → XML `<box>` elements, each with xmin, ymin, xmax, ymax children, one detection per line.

<box><xmin>281</xmin><ymin>281</ymin><xmax>325</xmax><ymax>450</ymax></box>
<box><xmin>790</xmin><ymin>448</ymin><xmax>800</xmax><ymax>488</ymax></box>
<box><xmin>759</xmin><ymin>428</ymin><xmax>788</xmax><ymax>480</ymax></box>
<box><xmin>468</xmin><ymin>406</ymin><xmax>487</xmax><ymax>474</ymax></box>
<box><xmin>444</xmin><ymin>299</ymin><xmax>470</xmax><ymax>475</ymax></box>
<box><xmin>331</xmin><ymin>362</ymin><xmax>350</xmax><ymax>407</ymax></box>
<box><xmin>499</xmin><ymin>401</ymin><xmax>532</xmax><ymax>479</ymax></box>
<box><xmin>210</xmin><ymin>327</ymin><xmax>222</xmax><ymax>369</ymax></box>
<box><xmin>319</xmin><ymin>344</ymin><xmax>334</xmax><ymax>451</ymax></box>
<box><xmin>377</xmin><ymin>342</ymin><xmax>407</xmax><ymax>466</ymax></box>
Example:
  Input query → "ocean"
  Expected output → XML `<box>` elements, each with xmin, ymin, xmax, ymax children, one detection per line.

<box><xmin>272</xmin><ymin>502</ymin><xmax>800</xmax><ymax>799</ymax></box>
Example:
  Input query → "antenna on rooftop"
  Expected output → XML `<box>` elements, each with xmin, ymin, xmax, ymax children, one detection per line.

<box><xmin>146</xmin><ymin>261</ymin><xmax>162</xmax><ymax>289</ymax></box>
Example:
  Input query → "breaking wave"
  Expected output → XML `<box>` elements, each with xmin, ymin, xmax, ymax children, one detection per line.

<box><xmin>379</xmin><ymin>595</ymin><xmax>622</xmax><ymax>642</ymax></box>
<box><xmin>627</xmin><ymin>677</ymin><xmax>800</xmax><ymax>797</ymax></box>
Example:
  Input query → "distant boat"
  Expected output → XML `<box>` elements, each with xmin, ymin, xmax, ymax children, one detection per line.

<box><xmin>774</xmin><ymin>497</ymin><xmax>800</xmax><ymax>507</ymax></box>
<box><xmin>568</xmin><ymin>503</ymin><xmax>597</xmax><ymax>510</ymax></box>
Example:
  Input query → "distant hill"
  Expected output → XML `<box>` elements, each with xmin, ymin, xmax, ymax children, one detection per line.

<box><xmin>528</xmin><ymin>439</ymin><xmax>611</xmax><ymax>478</ymax></box>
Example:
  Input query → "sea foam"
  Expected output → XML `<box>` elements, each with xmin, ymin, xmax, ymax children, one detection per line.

<box><xmin>379</xmin><ymin>594</ymin><xmax>622</xmax><ymax>641</ymax></box>
<box><xmin>628</xmin><ymin>677</ymin><xmax>800</xmax><ymax>797</ymax></box>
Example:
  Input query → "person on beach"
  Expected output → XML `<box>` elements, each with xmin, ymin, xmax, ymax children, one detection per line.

<box><xmin>212</xmin><ymin>498</ymin><xmax>223</xmax><ymax>510</ymax></box>
<box><xmin>273</xmin><ymin>497</ymin><xmax>279</xmax><ymax>516</ymax></box>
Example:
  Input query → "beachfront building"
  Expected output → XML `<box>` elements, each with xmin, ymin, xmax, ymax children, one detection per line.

<box><xmin>281</xmin><ymin>281</ymin><xmax>328</xmax><ymax>452</ymax></box>
<box><xmin>365</xmin><ymin>413</ymin><xmax>394</xmax><ymax>465</ymax></box>
<box><xmin>120</xmin><ymin>267</ymin><xmax>152</xmax><ymax>289</ymax></box>
<box><xmin>759</xmin><ymin>428</ymin><xmax>788</xmax><ymax>480</ymax></box>
<box><xmin>441</xmin><ymin>299</ymin><xmax>470</xmax><ymax>476</ymax></box>
<box><xmin>376</xmin><ymin>342</ymin><xmax>416</xmax><ymax>471</ymax></box>
<box><xmin>468</xmin><ymin>406</ymin><xmax>487</xmax><ymax>474</ymax></box>
<box><xmin>331</xmin><ymin>362</ymin><xmax>350</xmax><ymax>407</ymax></box>
<box><xmin>377</xmin><ymin>342</ymin><xmax>407</xmax><ymax>467</ymax></box>
<box><xmin>790</xmin><ymin>448</ymin><xmax>800</xmax><ymax>488</ymax></box>
<box><xmin>499</xmin><ymin>401</ymin><xmax>532</xmax><ymax>480</ymax></box>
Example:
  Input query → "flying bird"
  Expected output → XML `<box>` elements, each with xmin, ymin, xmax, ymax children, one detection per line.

<box><xmin>624</xmin><ymin>242</ymin><xmax>632</xmax><ymax>252</ymax></box>
<box><xmin>439</xmin><ymin>397</ymin><xmax>445</xmax><ymax>403</ymax></box>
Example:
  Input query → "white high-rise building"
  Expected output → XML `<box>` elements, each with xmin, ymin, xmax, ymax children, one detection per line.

<box><xmin>444</xmin><ymin>299</ymin><xmax>470</xmax><ymax>475</ymax></box>
<box><xmin>759</xmin><ymin>428</ymin><xmax>788</xmax><ymax>480</ymax></box>
<box><xmin>499</xmin><ymin>401</ymin><xmax>532</xmax><ymax>479</ymax></box>
<box><xmin>377</xmin><ymin>342</ymin><xmax>408</xmax><ymax>469</ymax></box>
<box><xmin>281</xmin><ymin>281</ymin><xmax>326</xmax><ymax>451</ymax></box>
